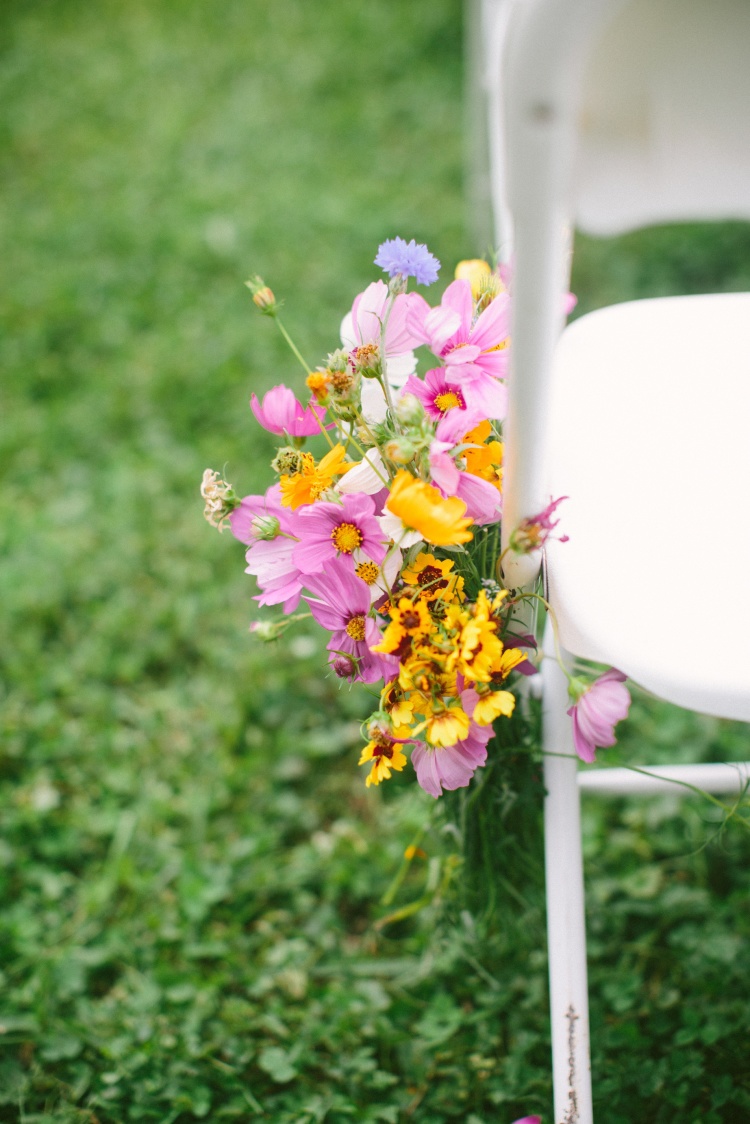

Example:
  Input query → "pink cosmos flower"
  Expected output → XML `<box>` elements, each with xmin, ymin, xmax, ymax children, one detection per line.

<box><xmin>347</xmin><ymin>280</ymin><xmax>425</xmax><ymax>357</ymax></box>
<box><xmin>250</xmin><ymin>384</ymin><xmax>327</xmax><ymax>437</ymax></box>
<box><xmin>340</xmin><ymin>281</ymin><xmax>424</xmax><ymax>424</ymax></box>
<box><xmin>428</xmin><ymin>440</ymin><xmax>502</xmax><ymax>525</ymax></box>
<box><xmin>302</xmin><ymin>559</ymin><xmax>397</xmax><ymax>683</ymax></box>
<box><xmin>511</xmin><ymin>496</ymin><xmax>569</xmax><ymax>553</ymax></box>
<box><xmin>293</xmin><ymin>493</ymin><xmax>387</xmax><ymax>574</ymax></box>
<box><xmin>409</xmin><ymin>278</ymin><xmax>511</xmax><ymax>378</ymax></box>
<box><xmin>230</xmin><ymin>484</ymin><xmax>305</xmax><ymax>613</ymax></box>
<box><xmin>567</xmin><ymin>669</ymin><xmax>631</xmax><ymax>764</ymax></box>
<box><xmin>511</xmin><ymin>1117</ymin><xmax>542</xmax><ymax>1124</ymax></box>
<box><xmin>411</xmin><ymin>721</ymin><xmax>493</xmax><ymax>798</ymax></box>
<box><xmin>407</xmin><ymin>280</ymin><xmax>511</xmax><ymax>420</ymax></box>
<box><xmin>403</xmin><ymin>368</ymin><xmax>486</xmax><ymax>432</ymax></box>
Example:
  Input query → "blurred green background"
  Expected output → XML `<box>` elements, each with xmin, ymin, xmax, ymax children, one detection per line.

<box><xmin>2</xmin><ymin>0</ymin><xmax>750</xmax><ymax>1120</ymax></box>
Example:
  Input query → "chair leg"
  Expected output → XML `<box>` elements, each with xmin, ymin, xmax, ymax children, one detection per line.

<box><xmin>543</xmin><ymin>636</ymin><xmax>594</xmax><ymax>1124</ymax></box>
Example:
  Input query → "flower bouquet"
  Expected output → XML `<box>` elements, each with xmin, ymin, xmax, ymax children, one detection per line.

<box><xmin>202</xmin><ymin>238</ymin><xmax>631</xmax><ymax>799</ymax></box>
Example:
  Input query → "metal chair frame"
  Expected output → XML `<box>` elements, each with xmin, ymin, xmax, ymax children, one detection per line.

<box><xmin>474</xmin><ymin>1</ymin><xmax>750</xmax><ymax>1118</ymax></box>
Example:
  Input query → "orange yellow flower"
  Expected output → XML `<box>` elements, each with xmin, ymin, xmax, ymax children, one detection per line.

<box><xmin>385</xmin><ymin>470</ymin><xmax>473</xmax><ymax>547</ymax></box>
<box><xmin>463</xmin><ymin>421</ymin><xmax>504</xmax><ymax>493</ymax></box>
<box><xmin>306</xmin><ymin>369</ymin><xmax>332</xmax><ymax>402</ymax></box>
<box><xmin>279</xmin><ymin>444</ymin><xmax>351</xmax><ymax>509</ymax></box>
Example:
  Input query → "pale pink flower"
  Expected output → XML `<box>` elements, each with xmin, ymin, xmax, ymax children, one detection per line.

<box><xmin>293</xmin><ymin>493</ymin><xmax>387</xmax><ymax>574</ymax></box>
<box><xmin>510</xmin><ymin>497</ymin><xmax>569</xmax><ymax>554</ymax></box>
<box><xmin>567</xmin><ymin>669</ymin><xmax>631</xmax><ymax>764</ymax></box>
<box><xmin>347</xmin><ymin>280</ymin><xmax>425</xmax><ymax>357</ymax></box>
<box><xmin>250</xmin><ymin>384</ymin><xmax>327</xmax><ymax>437</ymax></box>
<box><xmin>411</xmin><ymin>721</ymin><xmax>493</xmax><ymax>798</ymax></box>
<box><xmin>231</xmin><ymin>485</ymin><xmax>305</xmax><ymax>613</ymax></box>
<box><xmin>428</xmin><ymin>440</ymin><xmax>502</xmax><ymax>525</ymax></box>
<box><xmin>340</xmin><ymin>281</ymin><xmax>424</xmax><ymax>424</ymax></box>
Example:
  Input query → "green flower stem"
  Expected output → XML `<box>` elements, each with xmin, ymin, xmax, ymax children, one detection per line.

<box><xmin>274</xmin><ymin>315</ymin><xmax>312</xmax><ymax>377</ymax></box>
<box><xmin>378</xmin><ymin>293</ymin><xmax>398</xmax><ymax>416</ymax></box>
<box><xmin>514</xmin><ymin>589</ymin><xmax>573</xmax><ymax>687</ymax></box>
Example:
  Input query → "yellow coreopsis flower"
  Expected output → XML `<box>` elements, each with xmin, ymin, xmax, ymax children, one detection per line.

<box><xmin>471</xmin><ymin>689</ymin><xmax>516</xmax><ymax>726</ymax></box>
<box><xmin>456</xmin><ymin>616</ymin><xmax>504</xmax><ymax>684</ymax></box>
<box><xmin>279</xmin><ymin>443</ymin><xmax>351</xmax><ymax>509</ymax></box>
<box><xmin>489</xmin><ymin>646</ymin><xmax>528</xmax><ymax>683</ymax></box>
<box><xmin>358</xmin><ymin>736</ymin><xmax>408</xmax><ymax>787</ymax></box>
<box><xmin>397</xmin><ymin>647</ymin><xmax>454</xmax><ymax>698</ymax></box>
<box><xmin>385</xmin><ymin>470</ymin><xmax>473</xmax><ymax>547</ymax></box>
<box><xmin>372</xmin><ymin>597</ymin><xmax>435</xmax><ymax>656</ymax></box>
<box><xmin>401</xmin><ymin>552</ymin><xmax>465</xmax><ymax>604</ymax></box>
<box><xmin>381</xmin><ymin>681</ymin><xmax>415</xmax><ymax>728</ymax></box>
<box><xmin>424</xmin><ymin>704</ymin><xmax>471</xmax><ymax>748</ymax></box>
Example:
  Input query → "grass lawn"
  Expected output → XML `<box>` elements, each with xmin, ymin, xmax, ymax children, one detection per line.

<box><xmin>2</xmin><ymin>0</ymin><xmax>750</xmax><ymax>1120</ymax></box>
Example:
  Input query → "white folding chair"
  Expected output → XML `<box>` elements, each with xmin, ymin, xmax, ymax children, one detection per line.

<box><xmin>487</xmin><ymin>1</ymin><xmax>750</xmax><ymax>1119</ymax></box>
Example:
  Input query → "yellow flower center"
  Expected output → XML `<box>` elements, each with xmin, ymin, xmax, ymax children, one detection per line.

<box><xmin>433</xmin><ymin>390</ymin><xmax>464</xmax><ymax>413</ymax></box>
<box><xmin>345</xmin><ymin>614</ymin><xmax>367</xmax><ymax>641</ymax></box>
<box><xmin>331</xmin><ymin>521</ymin><xmax>363</xmax><ymax>554</ymax></box>
<box><xmin>355</xmin><ymin>561</ymin><xmax>380</xmax><ymax>585</ymax></box>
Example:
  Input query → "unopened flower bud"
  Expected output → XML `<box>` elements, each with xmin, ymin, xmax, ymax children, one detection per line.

<box><xmin>333</xmin><ymin>655</ymin><xmax>357</xmax><ymax>679</ymax></box>
<box><xmin>326</xmin><ymin>348</ymin><xmax>349</xmax><ymax>372</ymax></box>
<box><xmin>245</xmin><ymin>275</ymin><xmax>279</xmax><ymax>316</ymax></box>
<box><xmin>384</xmin><ymin>437</ymin><xmax>416</xmax><ymax>464</ymax></box>
<box><xmin>387</xmin><ymin>273</ymin><xmax>408</xmax><ymax>296</ymax></box>
<box><xmin>366</xmin><ymin>712</ymin><xmax>393</xmax><ymax>740</ymax></box>
<box><xmin>454</xmin><ymin>258</ymin><xmax>492</xmax><ymax>297</ymax></box>
<box><xmin>249</xmin><ymin>620</ymin><xmax>285</xmax><ymax>642</ymax></box>
<box><xmin>395</xmin><ymin>393</ymin><xmax>425</xmax><ymax>427</ymax></box>
<box><xmin>251</xmin><ymin>514</ymin><xmax>281</xmax><ymax>541</ymax></box>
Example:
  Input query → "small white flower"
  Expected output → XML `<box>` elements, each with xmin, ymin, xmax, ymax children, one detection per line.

<box><xmin>377</xmin><ymin>511</ymin><xmax>423</xmax><ymax>549</ymax></box>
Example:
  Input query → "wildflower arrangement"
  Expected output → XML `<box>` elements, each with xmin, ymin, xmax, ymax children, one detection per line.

<box><xmin>202</xmin><ymin>238</ymin><xmax>630</xmax><ymax>798</ymax></box>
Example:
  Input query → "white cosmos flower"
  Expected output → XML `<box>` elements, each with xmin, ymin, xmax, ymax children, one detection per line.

<box><xmin>336</xmin><ymin>448</ymin><xmax>388</xmax><ymax>496</ymax></box>
<box><xmin>377</xmin><ymin>510</ymin><xmax>424</xmax><ymax>549</ymax></box>
<box><xmin>340</xmin><ymin>310</ymin><xmax>418</xmax><ymax>425</ymax></box>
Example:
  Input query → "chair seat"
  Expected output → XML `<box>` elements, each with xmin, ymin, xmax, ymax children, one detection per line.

<box><xmin>546</xmin><ymin>292</ymin><xmax>750</xmax><ymax>721</ymax></box>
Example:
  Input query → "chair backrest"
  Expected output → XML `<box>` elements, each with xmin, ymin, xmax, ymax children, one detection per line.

<box><xmin>496</xmin><ymin>0</ymin><xmax>750</xmax><ymax>583</ymax></box>
<box><xmin>575</xmin><ymin>0</ymin><xmax>750</xmax><ymax>235</ymax></box>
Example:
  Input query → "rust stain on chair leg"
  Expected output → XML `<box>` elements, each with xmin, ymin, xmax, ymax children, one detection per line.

<box><xmin>562</xmin><ymin>1004</ymin><xmax>580</xmax><ymax>1124</ymax></box>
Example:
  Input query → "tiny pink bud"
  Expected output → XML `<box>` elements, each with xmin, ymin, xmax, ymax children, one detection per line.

<box><xmin>333</xmin><ymin>655</ymin><xmax>356</xmax><ymax>679</ymax></box>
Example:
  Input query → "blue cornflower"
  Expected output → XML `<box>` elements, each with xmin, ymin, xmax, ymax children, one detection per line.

<box><xmin>374</xmin><ymin>237</ymin><xmax>440</xmax><ymax>286</ymax></box>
